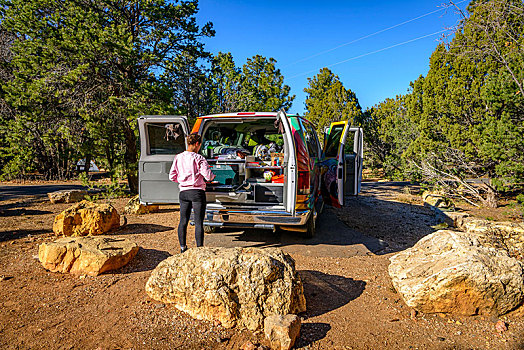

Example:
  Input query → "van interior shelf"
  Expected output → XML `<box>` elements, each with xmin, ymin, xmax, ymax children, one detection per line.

<box><xmin>245</xmin><ymin>165</ymin><xmax>283</xmax><ymax>169</ymax></box>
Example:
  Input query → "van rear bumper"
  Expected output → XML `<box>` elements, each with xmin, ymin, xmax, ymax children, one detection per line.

<box><xmin>202</xmin><ymin>207</ymin><xmax>310</xmax><ymax>229</ymax></box>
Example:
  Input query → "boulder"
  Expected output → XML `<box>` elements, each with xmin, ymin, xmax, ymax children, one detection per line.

<box><xmin>53</xmin><ymin>200</ymin><xmax>120</xmax><ymax>236</ymax></box>
<box><xmin>145</xmin><ymin>247</ymin><xmax>306</xmax><ymax>331</ymax></box>
<box><xmin>39</xmin><ymin>236</ymin><xmax>138</xmax><ymax>276</ymax></box>
<box><xmin>48</xmin><ymin>190</ymin><xmax>87</xmax><ymax>204</ymax></box>
<box><xmin>264</xmin><ymin>314</ymin><xmax>301</xmax><ymax>350</ymax></box>
<box><xmin>389</xmin><ymin>230</ymin><xmax>524</xmax><ymax>316</ymax></box>
<box><xmin>124</xmin><ymin>195</ymin><xmax>159</xmax><ymax>215</ymax></box>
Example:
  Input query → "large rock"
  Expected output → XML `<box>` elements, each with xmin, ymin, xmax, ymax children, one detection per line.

<box><xmin>39</xmin><ymin>236</ymin><xmax>138</xmax><ymax>276</ymax></box>
<box><xmin>145</xmin><ymin>247</ymin><xmax>306</xmax><ymax>331</ymax></box>
<box><xmin>264</xmin><ymin>314</ymin><xmax>301</xmax><ymax>350</ymax></box>
<box><xmin>48</xmin><ymin>190</ymin><xmax>87</xmax><ymax>204</ymax></box>
<box><xmin>53</xmin><ymin>200</ymin><xmax>120</xmax><ymax>236</ymax></box>
<box><xmin>124</xmin><ymin>195</ymin><xmax>159</xmax><ymax>215</ymax></box>
<box><xmin>389</xmin><ymin>230</ymin><xmax>524</xmax><ymax>316</ymax></box>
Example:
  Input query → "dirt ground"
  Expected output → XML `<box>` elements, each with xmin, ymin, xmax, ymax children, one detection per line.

<box><xmin>1</xmin><ymin>180</ymin><xmax>523</xmax><ymax>349</ymax></box>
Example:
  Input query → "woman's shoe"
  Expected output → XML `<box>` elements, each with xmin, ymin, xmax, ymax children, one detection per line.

<box><xmin>180</xmin><ymin>245</ymin><xmax>187</xmax><ymax>253</ymax></box>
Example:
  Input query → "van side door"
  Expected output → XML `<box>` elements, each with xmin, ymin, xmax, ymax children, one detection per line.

<box><xmin>345</xmin><ymin>127</ymin><xmax>364</xmax><ymax>196</ymax></box>
<box><xmin>322</xmin><ymin>121</ymin><xmax>363</xmax><ymax>206</ymax></box>
<box><xmin>137</xmin><ymin>116</ymin><xmax>189</xmax><ymax>204</ymax></box>
<box><xmin>277</xmin><ymin>110</ymin><xmax>297</xmax><ymax>215</ymax></box>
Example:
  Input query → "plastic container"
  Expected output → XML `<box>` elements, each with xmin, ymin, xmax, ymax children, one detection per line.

<box><xmin>272</xmin><ymin>174</ymin><xmax>284</xmax><ymax>183</ymax></box>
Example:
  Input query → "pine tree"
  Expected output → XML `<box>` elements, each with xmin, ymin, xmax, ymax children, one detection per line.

<box><xmin>239</xmin><ymin>55</ymin><xmax>294</xmax><ymax>112</ymax></box>
<box><xmin>394</xmin><ymin>0</ymin><xmax>524</xmax><ymax>206</ymax></box>
<box><xmin>304</xmin><ymin>68</ymin><xmax>361</xmax><ymax>134</ymax></box>
<box><xmin>209</xmin><ymin>52</ymin><xmax>242</xmax><ymax>113</ymax></box>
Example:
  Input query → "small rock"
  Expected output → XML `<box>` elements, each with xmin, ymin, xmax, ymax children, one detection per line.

<box><xmin>422</xmin><ymin>191</ymin><xmax>454</xmax><ymax>209</ymax></box>
<box><xmin>48</xmin><ymin>190</ymin><xmax>87</xmax><ymax>204</ymax></box>
<box><xmin>264</xmin><ymin>314</ymin><xmax>301</xmax><ymax>350</ymax></box>
<box><xmin>410</xmin><ymin>309</ymin><xmax>418</xmax><ymax>320</ymax></box>
<box><xmin>437</xmin><ymin>337</ymin><xmax>446</xmax><ymax>341</ymax></box>
<box><xmin>495</xmin><ymin>320</ymin><xmax>508</xmax><ymax>333</ymax></box>
<box><xmin>124</xmin><ymin>195</ymin><xmax>159</xmax><ymax>215</ymax></box>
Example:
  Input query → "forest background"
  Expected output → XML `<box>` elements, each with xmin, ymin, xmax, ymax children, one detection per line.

<box><xmin>0</xmin><ymin>0</ymin><xmax>522</xmax><ymax>208</ymax></box>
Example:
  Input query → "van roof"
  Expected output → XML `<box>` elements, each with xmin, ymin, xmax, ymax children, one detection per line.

<box><xmin>198</xmin><ymin>112</ymin><xmax>299</xmax><ymax>119</ymax></box>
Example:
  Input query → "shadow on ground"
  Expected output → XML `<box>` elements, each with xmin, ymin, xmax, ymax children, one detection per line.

<box><xmin>337</xmin><ymin>181</ymin><xmax>438</xmax><ymax>253</ymax></box>
<box><xmin>119</xmin><ymin>223</ymin><xmax>173</xmax><ymax>235</ymax></box>
<box><xmin>205</xmin><ymin>182</ymin><xmax>439</xmax><ymax>256</ymax></box>
<box><xmin>0</xmin><ymin>228</ymin><xmax>53</xmax><ymax>242</ymax></box>
<box><xmin>0</xmin><ymin>184</ymin><xmax>87</xmax><ymax>201</ymax></box>
<box><xmin>205</xmin><ymin>207</ymin><xmax>388</xmax><ymax>257</ymax></box>
<box><xmin>0</xmin><ymin>208</ymin><xmax>52</xmax><ymax>217</ymax></box>
<box><xmin>294</xmin><ymin>322</ymin><xmax>332</xmax><ymax>348</ymax></box>
<box><xmin>299</xmin><ymin>270</ymin><xmax>366</xmax><ymax>318</ymax></box>
<box><xmin>117</xmin><ymin>247</ymin><xmax>171</xmax><ymax>274</ymax></box>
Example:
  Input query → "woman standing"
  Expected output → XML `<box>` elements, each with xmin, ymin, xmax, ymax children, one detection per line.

<box><xmin>169</xmin><ymin>133</ymin><xmax>215</xmax><ymax>253</ymax></box>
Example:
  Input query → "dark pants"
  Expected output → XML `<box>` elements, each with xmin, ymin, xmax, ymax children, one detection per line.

<box><xmin>178</xmin><ymin>189</ymin><xmax>206</xmax><ymax>248</ymax></box>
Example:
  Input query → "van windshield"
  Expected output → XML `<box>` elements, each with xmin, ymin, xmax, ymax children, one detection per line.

<box><xmin>201</xmin><ymin>119</ymin><xmax>283</xmax><ymax>159</ymax></box>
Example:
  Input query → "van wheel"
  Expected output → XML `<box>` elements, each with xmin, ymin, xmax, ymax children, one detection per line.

<box><xmin>204</xmin><ymin>225</ymin><xmax>216</xmax><ymax>234</ymax></box>
<box><xmin>302</xmin><ymin>211</ymin><xmax>316</xmax><ymax>239</ymax></box>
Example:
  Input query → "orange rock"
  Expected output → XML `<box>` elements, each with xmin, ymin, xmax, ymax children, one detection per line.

<box><xmin>264</xmin><ymin>314</ymin><xmax>301</xmax><ymax>350</ymax></box>
<box><xmin>39</xmin><ymin>236</ymin><xmax>138</xmax><ymax>276</ymax></box>
<box><xmin>53</xmin><ymin>200</ymin><xmax>120</xmax><ymax>236</ymax></box>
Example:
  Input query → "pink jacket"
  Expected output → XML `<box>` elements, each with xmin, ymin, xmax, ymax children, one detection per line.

<box><xmin>169</xmin><ymin>151</ymin><xmax>215</xmax><ymax>191</ymax></box>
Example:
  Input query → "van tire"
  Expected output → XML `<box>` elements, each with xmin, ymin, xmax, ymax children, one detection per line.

<box><xmin>302</xmin><ymin>211</ymin><xmax>316</xmax><ymax>238</ymax></box>
<box><xmin>204</xmin><ymin>225</ymin><xmax>216</xmax><ymax>234</ymax></box>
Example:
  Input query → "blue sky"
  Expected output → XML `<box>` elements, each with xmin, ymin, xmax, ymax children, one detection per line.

<box><xmin>197</xmin><ymin>0</ymin><xmax>468</xmax><ymax>114</ymax></box>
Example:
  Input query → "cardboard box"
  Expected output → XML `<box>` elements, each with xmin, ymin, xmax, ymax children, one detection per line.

<box><xmin>270</xmin><ymin>152</ymin><xmax>284</xmax><ymax>166</ymax></box>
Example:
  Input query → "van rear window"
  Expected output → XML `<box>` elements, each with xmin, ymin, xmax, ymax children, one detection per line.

<box><xmin>147</xmin><ymin>123</ymin><xmax>185</xmax><ymax>155</ymax></box>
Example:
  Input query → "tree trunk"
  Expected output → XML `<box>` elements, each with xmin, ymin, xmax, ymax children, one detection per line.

<box><xmin>124</xmin><ymin>120</ymin><xmax>138</xmax><ymax>194</ymax></box>
<box><xmin>84</xmin><ymin>153</ymin><xmax>92</xmax><ymax>177</ymax></box>
<box><xmin>481</xmin><ymin>183</ymin><xmax>498</xmax><ymax>209</ymax></box>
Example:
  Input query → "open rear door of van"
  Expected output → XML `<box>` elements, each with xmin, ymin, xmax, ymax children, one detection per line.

<box><xmin>138</xmin><ymin>115</ymin><xmax>189</xmax><ymax>204</ymax></box>
<box><xmin>277</xmin><ymin>110</ymin><xmax>297</xmax><ymax>216</ymax></box>
<box><xmin>322</xmin><ymin>121</ymin><xmax>363</xmax><ymax>207</ymax></box>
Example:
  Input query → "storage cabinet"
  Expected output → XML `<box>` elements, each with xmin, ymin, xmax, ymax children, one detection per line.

<box><xmin>207</xmin><ymin>159</ymin><xmax>285</xmax><ymax>204</ymax></box>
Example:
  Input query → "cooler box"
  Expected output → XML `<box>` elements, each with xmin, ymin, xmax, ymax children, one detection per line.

<box><xmin>210</xmin><ymin>164</ymin><xmax>239</xmax><ymax>185</ymax></box>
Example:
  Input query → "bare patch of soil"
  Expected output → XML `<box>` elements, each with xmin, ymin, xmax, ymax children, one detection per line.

<box><xmin>1</xmin><ymin>181</ymin><xmax>523</xmax><ymax>349</ymax></box>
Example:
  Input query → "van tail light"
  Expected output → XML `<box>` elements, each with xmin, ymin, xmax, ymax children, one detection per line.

<box><xmin>297</xmin><ymin>171</ymin><xmax>310</xmax><ymax>195</ymax></box>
